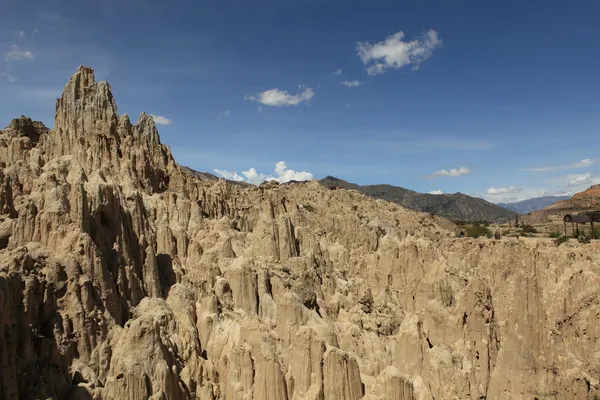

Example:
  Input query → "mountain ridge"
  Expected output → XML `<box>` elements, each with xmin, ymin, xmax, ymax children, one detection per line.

<box><xmin>319</xmin><ymin>175</ymin><xmax>518</xmax><ymax>222</ymax></box>
<box><xmin>498</xmin><ymin>195</ymin><xmax>571</xmax><ymax>214</ymax></box>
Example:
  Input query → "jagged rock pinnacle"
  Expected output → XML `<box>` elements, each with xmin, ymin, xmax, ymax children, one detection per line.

<box><xmin>0</xmin><ymin>66</ymin><xmax>599</xmax><ymax>400</ymax></box>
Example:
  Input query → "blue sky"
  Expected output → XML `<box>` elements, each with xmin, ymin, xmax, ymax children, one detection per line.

<box><xmin>1</xmin><ymin>0</ymin><xmax>600</xmax><ymax>203</ymax></box>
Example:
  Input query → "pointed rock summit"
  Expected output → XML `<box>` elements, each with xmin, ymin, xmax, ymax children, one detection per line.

<box><xmin>0</xmin><ymin>67</ymin><xmax>599</xmax><ymax>400</ymax></box>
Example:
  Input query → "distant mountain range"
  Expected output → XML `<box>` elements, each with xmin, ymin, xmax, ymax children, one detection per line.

<box><xmin>497</xmin><ymin>196</ymin><xmax>570</xmax><ymax>214</ymax></box>
<box><xmin>319</xmin><ymin>176</ymin><xmax>518</xmax><ymax>223</ymax></box>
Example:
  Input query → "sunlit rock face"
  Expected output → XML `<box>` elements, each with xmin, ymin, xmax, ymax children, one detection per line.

<box><xmin>0</xmin><ymin>66</ymin><xmax>599</xmax><ymax>400</ymax></box>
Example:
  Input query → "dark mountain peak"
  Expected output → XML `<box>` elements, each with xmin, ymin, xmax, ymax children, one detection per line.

<box><xmin>318</xmin><ymin>178</ymin><xmax>515</xmax><ymax>222</ymax></box>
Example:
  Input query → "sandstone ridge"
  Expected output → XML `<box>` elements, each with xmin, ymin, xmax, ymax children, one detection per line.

<box><xmin>0</xmin><ymin>66</ymin><xmax>599</xmax><ymax>400</ymax></box>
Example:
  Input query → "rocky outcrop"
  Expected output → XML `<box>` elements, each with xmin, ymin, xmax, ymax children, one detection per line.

<box><xmin>0</xmin><ymin>66</ymin><xmax>599</xmax><ymax>400</ymax></box>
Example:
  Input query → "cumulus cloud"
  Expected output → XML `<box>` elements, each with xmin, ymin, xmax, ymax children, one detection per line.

<box><xmin>0</xmin><ymin>72</ymin><xmax>17</xmax><ymax>83</ymax></box>
<box><xmin>217</xmin><ymin>110</ymin><xmax>231</xmax><ymax>120</ymax></box>
<box><xmin>213</xmin><ymin>161</ymin><xmax>313</xmax><ymax>185</ymax></box>
<box><xmin>566</xmin><ymin>173</ymin><xmax>596</xmax><ymax>188</ymax></box>
<box><xmin>333</xmin><ymin>68</ymin><xmax>342</xmax><ymax>76</ymax></box>
<box><xmin>273</xmin><ymin>161</ymin><xmax>313</xmax><ymax>182</ymax></box>
<box><xmin>150</xmin><ymin>114</ymin><xmax>173</xmax><ymax>125</ymax></box>
<box><xmin>428</xmin><ymin>190</ymin><xmax>444</xmax><ymax>195</ymax></box>
<box><xmin>240</xmin><ymin>168</ymin><xmax>270</xmax><ymax>185</ymax></box>
<box><xmin>482</xmin><ymin>171</ymin><xmax>600</xmax><ymax>203</ymax></box>
<box><xmin>356</xmin><ymin>29</ymin><xmax>442</xmax><ymax>75</ymax></box>
<box><xmin>433</xmin><ymin>166</ymin><xmax>470</xmax><ymax>177</ymax></box>
<box><xmin>212</xmin><ymin>169</ymin><xmax>245</xmax><ymax>182</ymax></box>
<box><xmin>14</xmin><ymin>31</ymin><xmax>25</xmax><ymax>38</ymax></box>
<box><xmin>486</xmin><ymin>186</ymin><xmax>521</xmax><ymax>195</ymax></box>
<box><xmin>5</xmin><ymin>45</ymin><xmax>34</xmax><ymax>61</ymax></box>
<box><xmin>341</xmin><ymin>80</ymin><xmax>362</xmax><ymax>87</ymax></box>
<box><xmin>245</xmin><ymin>86</ymin><xmax>314</xmax><ymax>107</ymax></box>
<box><xmin>525</xmin><ymin>158</ymin><xmax>596</xmax><ymax>172</ymax></box>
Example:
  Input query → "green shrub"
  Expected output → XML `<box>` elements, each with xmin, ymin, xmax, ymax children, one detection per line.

<box><xmin>521</xmin><ymin>224</ymin><xmax>537</xmax><ymax>234</ymax></box>
<box><xmin>486</xmin><ymin>232</ymin><xmax>493</xmax><ymax>239</ymax></box>
<box><xmin>550</xmin><ymin>231</ymin><xmax>562</xmax><ymax>239</ymax></box>
<box><xmin>578</xmin><ymin>235</ymin><xmax>591</xmax><ymax>244</ymax></box>
<box><xmin>553</xmin><ymin>235</ymin><xmax>569</xmax><ymax>246</ymax></box>
<box><xmin>465</xmin><ymin>224</ymin><xmax>492</xmax><ymax>238</ymax></box>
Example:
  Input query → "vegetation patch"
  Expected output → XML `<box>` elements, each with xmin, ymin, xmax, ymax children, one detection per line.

<box><xmin>465</xmin><ymin>224</ymin><xmax>492</xmax><ymax>238</ymax></box>
<box><xmin>553</xmin><ymin>235</ymin><xmax>569</xmax><ymax>246</ymax></box>
<box><xmin>578</xmin><ymin>235</ymin><xmax>591</xmax><ymax>244</ymax></box>
<box><xmin>521</xmin><ymin>224</ymin><xmax>537</xmax><ymax>234</ymax></box>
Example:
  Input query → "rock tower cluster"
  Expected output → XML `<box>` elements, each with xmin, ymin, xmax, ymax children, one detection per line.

<box><xmin>0</xmin><ymin>67</ymin><xmax>599</xmax><ymax>399</ymax></box>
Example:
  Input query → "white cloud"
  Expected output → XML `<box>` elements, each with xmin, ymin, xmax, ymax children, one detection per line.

<box><xmin>344</xmin><ymin>104</ymin><xmax>353</xmax><ymax>108</ymax></box>
<box><xmin>245</xmin><ymin>86</ymin><xmax>315</xmax><ymax>107</ymax></box>
<box><xmin>566</xmin><ymin>172</ymin><xmax>596</xmax><ymax>188</ymax></box>
<box><xmin>486</xmin><ymin>186</ymin><xmax>521</xmax><ymax>195</ymax></box>
<box><xmin>214</xmin><ymin>161</ymin><xmax>313</xmax><ymax>185</ymax></box>
<box><xmin>356</xmin><ymin>29</ymin><xmax>442</xmax><ymax>75</ymax></box>
<box><xmin>5</xmin><ymin>45</ymin><xmax>34</xmax><ymax>61</ymax></box>
<box><xmin>150</xmin><ymin>114</ymin><xmax>173</xmax><ymax>125</ymax></box>
<box><xmin>341</xmin><ymin>80</ymin><xmax>362</xmax><ymax>88</ymax></box>
<box><xmin>433</xmin><ymin>166</ymin><xmax>470</xmax><ymax>177</ymax></box>
<box><xmin>479</xmin><ymin>187</ymin><xmax>556</xmax><ymax>203</ymax></box>
<box><xmin>573</xmin><ymin>159</ymin><xmax>594</xmax><ymax>168</ymax></box>
<box><xmin>241</xmin><ymin>168</ymin><xmax>271</xmax><ymax>185</ymax></box>
<box><xmin>333</xmin><ymin>68</ymin><xmax>342</xmax><ymax>76</ymax></box>
<box><xmin>217</xmin><ymin>110</ymin><xmax>231</xmax><ymax>120</ymax></box>
<box><xmin>0</xmin><ymin>72</ymin><xmax>17</xmax><ymax>83</ymax></box>
<box><xmin>273</xmin><ymin>161</ymin><xmax>313</xmax><ymax>182</ymax></box>
<box><xmin>428</xmin><ymin>190</ymin><xmax>444</xmax><ymax>195</ymax></box>
<box><xmin>14</xmin><ymin>31</ymin><xmax>25</xmax><ymax>38</ymax></box>
<box><xmin>482</xmin><ymin>172</ymin><xmax>600</xmax><ymax>203</ymax></box>
<box><xmin>525</xmin><ymin>158</ymin><xmax>596</xmax><ymax>172</ymax></box>
<box><xmin>213</xmin><ymin>169</ymin><xmax>245</xmax><ymax>182</ymax></box>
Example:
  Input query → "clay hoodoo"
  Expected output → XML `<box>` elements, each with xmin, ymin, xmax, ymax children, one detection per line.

<box><xmin>0</xmin><ymin>67</ymin><xmax>599</xmax><ymax>400</ymax></box>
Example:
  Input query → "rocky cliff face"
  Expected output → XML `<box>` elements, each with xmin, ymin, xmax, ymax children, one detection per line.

<box><xmin>0</xmin><ymin>66</ymin><xmax>599</xmax><ymax>400</ymax></box>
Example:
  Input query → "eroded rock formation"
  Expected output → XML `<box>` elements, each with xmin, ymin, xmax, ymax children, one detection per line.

<box><xmin>0</xmin><ymin>66</ymin><xmax>599</xmax><ymax>400</ymax></box>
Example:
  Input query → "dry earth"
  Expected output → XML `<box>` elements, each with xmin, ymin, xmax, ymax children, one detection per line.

<box><xmin>1</xmin><ymin>67</ymin><xmax>599</xmax><ymax>400</ymax></box>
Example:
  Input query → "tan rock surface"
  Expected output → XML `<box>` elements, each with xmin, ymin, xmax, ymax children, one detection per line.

<box><xmin>0</xmin><ymin>66</ymin><xmax>599</xmax><ymax>399</ymax></box>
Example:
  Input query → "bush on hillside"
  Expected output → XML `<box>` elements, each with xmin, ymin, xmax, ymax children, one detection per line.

<box><xmin>550</xmin><ymin>231</ymin><xmax>562</xmax><ymax>239</ymax></box>
<box><xmin>465</xmin><ymin>224</ymin><xmax>492</xmax><ymax>238</ymax></box>
<box><xmin>553</xmin><ymin>235</ymin><xmax>569</xmax><ymax>246</ymax></box>
<box><xmin>578</xmin><ymin>235</ymin><xmax>591</xmax><ymax>244</ymax></box>
<box><xmin>521</xmin><ymin>224</ymin><xmax>537</xmax><ymax>234</ymax></box>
